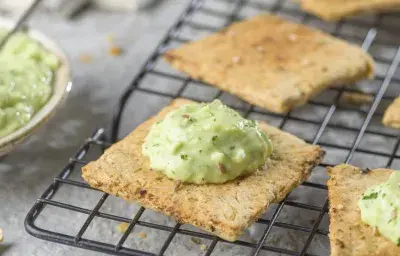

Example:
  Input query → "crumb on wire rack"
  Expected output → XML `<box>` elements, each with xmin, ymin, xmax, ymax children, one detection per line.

<box><xmin>137</xmin><ymin>231</ymin><xmax>147</xmax><ymax>239</ymax></box>
<box><xmin>116</xmin><ymin>223</ymin><xmax>129</xmax><ymax>233</ymax></box>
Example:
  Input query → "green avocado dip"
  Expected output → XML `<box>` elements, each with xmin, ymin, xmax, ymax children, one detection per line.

<box><xmin>358</xmin><ymin>172</ymin><xmax>400</xmax><ymax>246</ymax></box>
<box><xmin>0</xmin><ymin>30</ymin><xmax>60</xmax><ymax>137</ymax></box>
<box><xmin>142</xmin><ymin>100</ymin><xmax>273</xmax><ymax>184</ymax></box>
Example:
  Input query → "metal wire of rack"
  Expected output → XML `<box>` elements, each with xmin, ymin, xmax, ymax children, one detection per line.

<box><xmin>0</xmin><ymin>0</ymin><xmax>43</xmax><ymax>49</ymax></box>
<box><xmin>21</xmin><ymin>0</ymin><xmax>400</xmax><ymax>255</ymax></box>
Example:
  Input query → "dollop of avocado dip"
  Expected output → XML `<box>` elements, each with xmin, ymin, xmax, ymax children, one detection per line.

<box><xmin>0</xmin><ymin>29</ymin><xmax>60</xmax><ymax>137</ymax></box>
<box><xmin>142</xmin><ymin>100</ymin><xmax>273</xmax><ymax>184</ymax></box>
<box><xmin>358</xmin><ymin>172</ymin><xmax>400</xmax><ymax>246</ymax></box>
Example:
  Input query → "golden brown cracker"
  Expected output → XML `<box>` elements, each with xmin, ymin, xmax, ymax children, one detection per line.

<box><xmin>82</xmin><ymin>98</ymin><xmax>324</xmax><ymax>241</ymax></box>
<box><xmin>383</xmin><ymin>97</ymin><xmax>400</xmax><ymax>128</ymax></box>
<box><xmin>327</xmin><ymin>164</ymin><xmax>400</xmax><ymax>256</ymax></box>
<box><xmin>164</xmin><ymin>14</ymin><xmax>374</xmax><ymax>113</ymax></box>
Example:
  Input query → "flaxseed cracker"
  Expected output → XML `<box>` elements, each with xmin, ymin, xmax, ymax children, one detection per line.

<box><xmin>383</xmin><ymin>96</ymin><xmax>400</xmax><ymax>128</ymax></box>
<box><xmin>164</xmin><ymin>14</ymin><xmax>374</xmax><ymax>113</ymax></box>
<box><xmin>327</xmin><ymin>164</ymin><xmax>400</xmax><ymax>256</ymax></box>
<box><xmin>82</xmin><ymin>98</ymin><xmax>324</xmax><ymax>241</ymax></box>
<box><xmin>299</xmin><ymin>0</ymin><xmax>400</xmax><ymax>21</ymax></box>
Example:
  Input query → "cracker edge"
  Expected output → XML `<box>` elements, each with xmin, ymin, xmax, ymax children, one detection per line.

<box><xmin>300</xmin><ymin>0</ymin><xmax>400</xmax><ymax>21</ymax></box>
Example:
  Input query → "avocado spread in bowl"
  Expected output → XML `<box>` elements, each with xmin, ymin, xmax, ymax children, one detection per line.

<box><xmin>0</xmin><ymin>18</ymin><xmax>71</xmax><ymax>155</ymax></box>
<box><xmin>0</xmin><ymin>29</ymin><xmax>60</xmax><ymax>137</ymax></box>
<box><xmin>142</xmin><ymin>99</ymin><xmax>273</xmax><ymax>184</ymax></box>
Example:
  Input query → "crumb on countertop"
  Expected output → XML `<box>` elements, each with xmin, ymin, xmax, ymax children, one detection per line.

<box><xmin>137</xmin><ymin>231</ymin><xmax>147</xmax><ymax>239</ymax></box>
<box><xmin>79</xmin><ymin>54</ymin><xmax>92</xmax><ymax>63</ymax></box>
<box><xmin>116</xmin><ymin>223</ymin><xmax>129</xmax><ymax>233</ymax></box>
<box><xmin>200</xmin><ymin>244</ymin><xmax>207</xmax><ymax>251</ymax></box>
<box><xmin>109</xmin><ymin>46</ymin><xmax>123</xmax><ymax>56</ymax></box>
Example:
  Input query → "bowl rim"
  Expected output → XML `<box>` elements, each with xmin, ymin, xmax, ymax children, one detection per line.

<box><xmin>0</xmin><ymin>17</ymin><xmax>72</xmax><ymax>148</ymax></box>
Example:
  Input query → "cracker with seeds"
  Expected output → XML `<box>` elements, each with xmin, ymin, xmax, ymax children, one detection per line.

<box><xmin>164</xmin><ymin>14</ymin><xmax>374</xmax><ymax>114</ymax></box>
<box><xmin>383</xmin><ymin>97</ymin><xmax>400</xmax><ymax>128</ymax></box>
<box><xmin>327</xmin><ymin>164</ymin><xmax>400</xmax><ymax>256</ymax></box>
<box><xmin>82</xmin><ymin>98</ymin><xmax>324</xmax><ymax>241</ymax></box>
<box><xmin>299</xmin><ymin>0</ymin><xmax>400</xmax><ymax>21</ymax></box>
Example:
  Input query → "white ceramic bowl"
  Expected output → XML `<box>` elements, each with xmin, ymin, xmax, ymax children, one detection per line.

<box><xmin>0</xmin><ymin>18</ymin><xmax>72</xmax><ymax>156</ymax></box>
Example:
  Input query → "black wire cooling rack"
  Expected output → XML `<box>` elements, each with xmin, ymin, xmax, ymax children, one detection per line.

<box><xmin>17</xmin><ymin>0</ymin><xmax>400</xmax><ymax>255</ymax></box>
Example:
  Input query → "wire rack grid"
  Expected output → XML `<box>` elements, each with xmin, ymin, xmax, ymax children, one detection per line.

<box><xmin>14</xmin><ymin>0</ymin><xmax>400</xmax><ymax>255</ymax></box>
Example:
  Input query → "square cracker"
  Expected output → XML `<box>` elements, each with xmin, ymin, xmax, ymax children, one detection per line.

<box><xmin>164</xmin><ymin>14</ymin><xmax>374</xmax><ymax>114</ymax></box>
<box><xmin>327</xmin><ymin>164</ymin><xmax>400</xmax><ymax>256</ymax></box>
<box><xmin>299</xmin><ymin>0</ymin><xmax>400</xmax><ymax>21</ymax></box>
<box><xmin>82</xmin><ymin>98</ymin><xmax>324</xmax><ymax>241</ymax></box>
<box><xmin>383</xmin><ymin>96</ymin><xmax>400</xmax><ymax>128</ymax></box>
